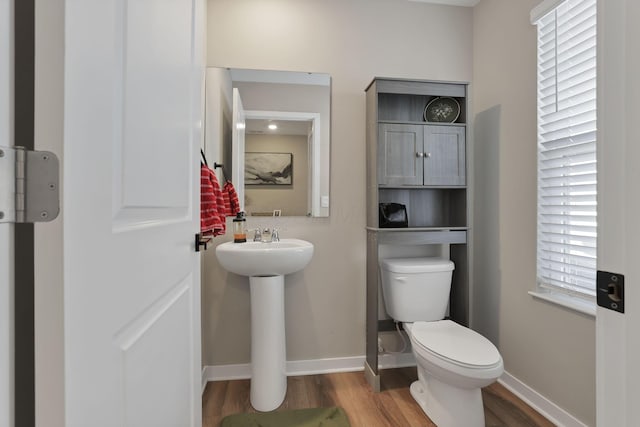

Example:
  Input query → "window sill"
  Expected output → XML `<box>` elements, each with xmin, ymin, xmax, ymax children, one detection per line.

<box><xmin>528</xmin><ymin>290</ymin><xmax>596</xmax><ymax>317</ymax></box>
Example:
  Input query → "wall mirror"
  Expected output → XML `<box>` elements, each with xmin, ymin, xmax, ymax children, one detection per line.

<box><xmin>205</xmin><ymin>67</ymin><xmax>331</xmax><ymax>217</ymax></box>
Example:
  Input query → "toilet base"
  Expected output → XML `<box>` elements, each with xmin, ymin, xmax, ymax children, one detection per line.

<box><xmin>410</xmin><ymin>368</ymin><xmax>485</xmax><ymax>427</ymax></box>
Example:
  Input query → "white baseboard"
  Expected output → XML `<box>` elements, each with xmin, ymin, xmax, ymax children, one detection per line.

<box><xmin>286</xmin><ymin>355</ymin><xmax>365</xmax><ymax>376</ymax></box>
<box><xmin>201</xmin><ymin>367</ymin><xmax>208</xmax><ymax>395</ymax></box>
<box><xmin>203</xmin><ymin>363</ymin><xmax>252</xmax><ymax>382</ymax></box>
<box><xmin>201</xmin><ymin>354</ymin><xmax>417</xmax><ymax>392</ymax></box>
<box><xmin>499</xmin><ymin>371</ymin><xmax>588</xmax><ymax>427</ymax></box>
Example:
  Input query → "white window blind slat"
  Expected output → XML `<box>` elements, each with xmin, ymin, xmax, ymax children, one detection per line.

<box><xmin>557</xmin><ymin>55</ymin><xmax>595</xmax><ymax>77</ymax></box>
<box><xmin>540</xmin><ymin>147</ymin><xmax>595</xmax><ymax>166</ymax></box>
<box><xmin>540</xmin><ymin>252</ymin><xmax>596</xmax><ymax>268</ymax></box>
<box><xmin>539</xmin><ymin>259</ymin><xmax>596</xmax><ymax>280</ymax></box>
<box><xmin>540</xmin><ymin>97</ymin><xmax>596</xmax><ymax>122</ymax></box>
<box><xmin>540</xmin><ymin>197</ymin><xmax>596</xmax><ymax>208</ymax></box>
<box><xmin>557</xmin><ymin>0</ymin><xmax>595</xmax><ymax>27</ymax></box>
<box><xmin>540</xmin><ymin>270</ymin><xmax>596</xmax><ymax>288</ymax></box>
<box><xmin>557</xmin><ymin>12</ymin><xmax>595</xmax><ymax>41</ymax></box>
<box><xmin>539</xmin><ymin>222</ymin><xmax>596</xmax><ymax>235</ymax></box>
<box><xmin>540</xmin><ymin>123</ymin><xmax>596</xmax><ymax>144</ymax></box>
<box><xmin>540</xmin><ymin>232</ymin><xmax>597</xmax><ymax>245</ymax></box>
<box><xmin>557</xmin><ymin>20</ymin><xmax>596</xmax><ymax>45</ymax></box>
<box><xmin>539</xmin><ymin>115</ymin><xmax>596</xmax><ymax>134</ymax></box>
<box><xmin>535</xmin><ymin>0</ymin><xmax>597</xmax><ymax>301</ymax></box>
<box><xmin>540</xmin><ymin>167</ymin><xmax>596</xmax><ymax>182</ymax></box>
<box><xmin>557</xmin><ymin>28</ymin><xmax>596</xmax><ymax>54</ymax></box>
<box><xmin>539</xmin><ymin>252</ymin><xmax>596</xmax><ymax>272</ymax></box>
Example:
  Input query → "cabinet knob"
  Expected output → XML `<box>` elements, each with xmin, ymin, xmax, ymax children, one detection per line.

<box><xmin>425</xmin><ymin>152</ymin><xmax>432</xmax><ymax>158</ymax></box>
<box><xmin>416</xmin><ymin>152</ymin><xmax>424</xmax><ymax>158</ymax></box>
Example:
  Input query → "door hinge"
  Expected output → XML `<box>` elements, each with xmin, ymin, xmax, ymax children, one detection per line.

<box><xmin>0</xmin><ymin>145</ymin><xmax>60</xmax><ymax>223</ymax></box>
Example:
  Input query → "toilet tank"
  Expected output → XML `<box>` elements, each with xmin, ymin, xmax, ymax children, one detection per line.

<box><xmin>380</xmin><ymin>257</ymin><xmax>455</xmax><ymax>322</ymax></box>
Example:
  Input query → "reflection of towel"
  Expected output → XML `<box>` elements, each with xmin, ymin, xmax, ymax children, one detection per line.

<box><xmin>201</xmin><ymin>164</ymin><xmax>226</xmax><ymax>236</ymax></box>
<box><xmin>222</xmin><ymin>181</ymin><xmax>240</xmax><ymax>216</ymax></box>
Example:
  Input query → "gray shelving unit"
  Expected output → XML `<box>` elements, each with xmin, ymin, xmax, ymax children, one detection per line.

<box><xmin>365</xmin><ymin>78</ymin><xmax>470</xmax><ymax>392</ymax></box>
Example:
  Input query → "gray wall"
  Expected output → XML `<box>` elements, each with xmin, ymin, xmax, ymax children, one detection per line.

<box><xmin>472</xmin><ymin>1</ymin><xmax>595</xmax><ymax>425</ymax></box>
<box><xmin>203</xmin><ymin>0</ymin><xmax>473</xmax><ymax>365</ymax></box>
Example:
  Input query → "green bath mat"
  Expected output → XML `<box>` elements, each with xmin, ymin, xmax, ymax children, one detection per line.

<box><xmin>220</xmin><ymin>406</ymin><xmax>350</xmax><ymax>427</ymax></box>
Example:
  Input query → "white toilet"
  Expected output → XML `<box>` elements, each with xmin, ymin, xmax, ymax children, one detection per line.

<box><xmin>380</xmin><ymin>257</ymin><xmax>503</xmax><ymax>427</ymax></box>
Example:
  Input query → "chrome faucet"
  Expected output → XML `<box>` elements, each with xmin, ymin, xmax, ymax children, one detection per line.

<box><xmin>253</xmin><ymin>227</ymin><xmax>280</xmax><ymax>242</ymax></box>
<box><xmin>262</xmin><ymin>228</ymin><xmax>272</xmax><ymax>242</ymax></box>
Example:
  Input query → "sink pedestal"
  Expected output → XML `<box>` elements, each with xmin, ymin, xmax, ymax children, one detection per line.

<box><xmin>249</xmin><ymin>275</ymin><xmax>286</xmax><ymax>412</ymax></box>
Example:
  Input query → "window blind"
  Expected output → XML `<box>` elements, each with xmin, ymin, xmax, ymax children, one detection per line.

<box><xmin>535</xmin><ymin>0</ymin><xmax>597</xmax><ymax>298</ymax></box>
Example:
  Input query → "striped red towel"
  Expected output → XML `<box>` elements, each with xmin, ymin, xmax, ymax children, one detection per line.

<box><xmin>222</xmin><ymin>180</ymin><xmax>241</xmax><ymax>217</ymax></box>
<box><xmin>201</xmin><ymin>163</ymin><xmax>226</xmax><ymax>236</ymax></box>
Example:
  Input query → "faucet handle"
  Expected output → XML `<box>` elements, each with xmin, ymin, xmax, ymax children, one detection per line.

<box><xmin>271</xmin><ymin>228</ymin><xmax>280</xmax><ymax>242</ymax></box>
<box><xmin>253</xmin><ymin>227</ymin><xmax>262</xmax><ymax>242</ymax></box>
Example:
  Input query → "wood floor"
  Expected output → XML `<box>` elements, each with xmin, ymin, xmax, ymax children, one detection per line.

<box><xmin>202</xmin><ymin>367</ymin><xmax>555</xmax><ymax>427</ymax></box>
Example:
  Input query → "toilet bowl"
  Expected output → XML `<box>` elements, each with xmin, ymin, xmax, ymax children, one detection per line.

<box><xmin>379</xmin><ymin>257</ymin><xmax>504</xmax><ymax>427</ymax></box>
<box><xmin>405</xmin><ymin>321</ymin><xmax>503</xmax><ymax>427</ymax></box>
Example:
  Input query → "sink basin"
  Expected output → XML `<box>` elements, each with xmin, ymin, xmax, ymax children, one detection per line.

<box><xmin>215</xmin><ymin>238</ymin><xmax>314</xmax><ymax>277</ymax></box>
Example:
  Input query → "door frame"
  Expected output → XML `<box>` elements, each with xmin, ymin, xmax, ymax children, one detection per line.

<box><xmin>0</xmin><ymin>0</ymin><xmax>15</xmax><ymax>425</ymax></box>
<box><xmin>596</xmin><ymin>0</ymin><xmax>640</xmax><ymax>425</ymax></box>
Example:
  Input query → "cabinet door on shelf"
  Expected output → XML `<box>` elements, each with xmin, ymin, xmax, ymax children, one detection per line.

<box><xmin>424</xmin><ymin>125</ymin><xmax>466</xmax><ymax>186</ymax></box>
<box><xmin>378</xmin><ymin>123</ymin><xmax>423</xmax><ymax>186</ymax></box>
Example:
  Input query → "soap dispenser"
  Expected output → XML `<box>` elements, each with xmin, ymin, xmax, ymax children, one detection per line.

<box><xmin>233</xmin><ymin>212</ymin><xmax>247</xmax><ymax>243</ymax></box>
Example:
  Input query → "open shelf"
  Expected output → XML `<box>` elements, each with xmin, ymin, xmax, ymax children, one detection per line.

<box><xmin>378</xmin><ymin>93</ymin><xmax>467</xmax><ymax>124</ymax></box>
<box><xmin>378</xmin><ymin>188</ymin><xmax>466</xmax><ymax>228</ymax></box>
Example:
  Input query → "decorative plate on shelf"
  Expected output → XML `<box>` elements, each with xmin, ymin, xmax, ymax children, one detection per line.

<box><xmin>423</xmin><ymin>97</ymin><xmax>461</xmax><ymax>123</ymax></box>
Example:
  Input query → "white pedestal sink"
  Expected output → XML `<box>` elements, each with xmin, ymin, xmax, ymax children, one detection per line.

<box><xmin>215</xmin><ymin>238</ymin><xmax>314</xmax><ymax>411</ymax></box>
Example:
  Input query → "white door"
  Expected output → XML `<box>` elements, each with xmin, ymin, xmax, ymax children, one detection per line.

<box><xmin>63</xmin><ymin>0</ymin><xmax>205</xmax><ymax>426</ymax></box>
<box><xmin>0</xmin><ymin>1</ymin><xmax>14</xmax><ymax>426</ymax></box>
<box><xmin>597</xmin><ymin>0</ymin><xmax>640</xmax><ymax>425</ymax></box>
<box><xmin>232</xmin><ymin>88</ymin><xmax>246</xmax><ymax>211</ymax></box>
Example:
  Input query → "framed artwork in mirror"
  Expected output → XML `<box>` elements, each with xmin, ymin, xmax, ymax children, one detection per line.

<box><xmin>245</xmin><ymin>152</ymin><xmax>293</xmax><ymax>185</ymax></box>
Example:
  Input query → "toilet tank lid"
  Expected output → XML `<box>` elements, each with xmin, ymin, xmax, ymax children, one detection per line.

<box><xmin>380</xmin><ymin>257</ymin><xmax>454</xmax><ymax>273</ymax></box>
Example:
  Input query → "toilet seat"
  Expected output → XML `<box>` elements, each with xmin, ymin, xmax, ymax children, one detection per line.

<box><xmin>409</xmin><ymin>320</ymin><xmax>502</xmax><ymax>369</ymax></box>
